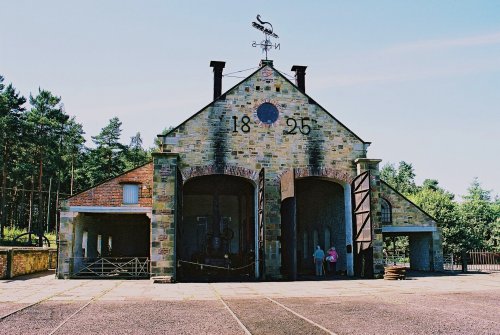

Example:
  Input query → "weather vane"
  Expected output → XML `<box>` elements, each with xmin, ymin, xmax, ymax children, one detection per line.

<box><xmin>251</xmin><ymin>15</ymin><xmax>280</xmax><ymax>60</ymax></box>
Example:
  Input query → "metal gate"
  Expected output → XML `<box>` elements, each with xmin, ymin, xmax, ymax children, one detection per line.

<box><xmin>70</xmin><ymin>257</ymin><xmax>150</xmax><ymax>278</ymax></box>
<box><xmin>351</xmin><ymin>171</ymin><xmax>373</xmax><ymax>277</ymax></box>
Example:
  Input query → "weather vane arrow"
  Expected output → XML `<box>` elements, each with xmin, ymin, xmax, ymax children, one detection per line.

<box><xmin>251</xmin><ymin>14</ymin><xmax>280</xmax><ymax>60</ymax></box>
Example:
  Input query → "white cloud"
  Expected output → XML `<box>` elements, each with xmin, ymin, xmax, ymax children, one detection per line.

<box><xmin>311</xmin><ymin>32</ymin><xmax>500</xmax><ymax>88</ymax></box>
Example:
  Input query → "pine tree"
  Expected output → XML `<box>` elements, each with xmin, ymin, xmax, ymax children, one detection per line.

<box><xmin>87</xmin><ymin>117</ymin><xmax>126</xmax><ymax>184</ymax></box>
<box><xmin>0</xmin><ymin>76</ymin><xmax>26</xmax><ymax>238</ymax></box>
<box><xmin>25</xmin><ymin>89</ymin><xmax>66</xmax><ymax>244</ymax></box>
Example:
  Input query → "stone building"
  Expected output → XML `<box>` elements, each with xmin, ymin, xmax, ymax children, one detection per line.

<box><xmin>57</xmin><ymin>60</ymin><xmax>443</xmax><ymax>281</ymax></box>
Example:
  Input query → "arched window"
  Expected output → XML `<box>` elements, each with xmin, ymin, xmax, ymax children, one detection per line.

<box><xmin>381</xmin><ymin>198</ymin><xmax>392</xmax><ymax>224</ymax></box>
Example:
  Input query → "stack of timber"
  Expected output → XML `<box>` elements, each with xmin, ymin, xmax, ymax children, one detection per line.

<box><xmin>384</xmin><ymin>265</ymin><xmax>406</xmax><ymax>280</ymax></box>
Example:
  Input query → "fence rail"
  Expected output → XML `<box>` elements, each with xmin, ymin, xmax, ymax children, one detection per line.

<box><xmin>443</xmin><ymin>250</ymin><xmax>500</xmax><ymax>272</ymax></box>
<box><xmin>70</xmin><ymin>257</ymin><xmax>150</xmax><ymax>279</ymax></box>
<box><xmin>383</xmin><ymin>255</ymin><xmax>410</xmax><ymax>268</ymax></box>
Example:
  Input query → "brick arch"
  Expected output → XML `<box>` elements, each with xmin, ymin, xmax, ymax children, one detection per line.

<box><xmin>180</xmin><ymin>164</ymin><xmax>259</xmax><ymax>184</ymax></box>
<box><xmin>293</xmin><ymin>167</ymin><xmax>354</xmax><ymax>184</ymax></box>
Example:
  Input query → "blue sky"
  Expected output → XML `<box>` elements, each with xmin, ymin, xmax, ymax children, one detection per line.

<box><xmin>1</xmin><ymin>0</ymin><xmax>499</xmax><ymax>198</ymax></box>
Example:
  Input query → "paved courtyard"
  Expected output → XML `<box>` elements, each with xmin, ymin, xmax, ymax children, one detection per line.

<box><xmin>0</xmin><ymin>271</ymin><xmax>499</xmax><ymax>334</ymax></box>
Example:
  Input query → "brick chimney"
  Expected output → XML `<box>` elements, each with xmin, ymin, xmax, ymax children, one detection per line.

<box><xmin>291</xmin><ymin>65</ymin><xmax>307</xmax><ymax>92</ymax></box>
<box><xmin>210</xmin><ymin>61</ymin><xmax>225</xmax><ymax>100</ymax></box>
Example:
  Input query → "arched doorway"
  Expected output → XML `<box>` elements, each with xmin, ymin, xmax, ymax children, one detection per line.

<box><xmin>281</xmin><ymin>176</ymin><xmax>348</xmax><ymax>279</ymax></box>
<box><xmin>177</xmin><ymin>175</ymin><xmax>256</xmax><ymax>281</ymax></box>
<box><xmin>296</xmin><ymin>178</ymin><xmax>346</xmax><ymax>276</ymax></box>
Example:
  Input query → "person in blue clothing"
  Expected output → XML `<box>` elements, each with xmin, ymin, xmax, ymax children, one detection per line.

<box><xmin>313</xmin><ymin>245</ymin><xmax>325</xmax><ymax>277</ymax></box>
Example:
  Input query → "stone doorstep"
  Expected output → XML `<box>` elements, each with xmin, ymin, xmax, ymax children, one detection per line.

<box><xmin>151</xmin><ymin>275</ymin><xmax>174</xmax><ymax>284</ymax></box>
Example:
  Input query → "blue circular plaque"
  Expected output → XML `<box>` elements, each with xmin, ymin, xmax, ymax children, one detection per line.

<box><xmin>256</xmin><ymin>102</ymin><xmax>279</xmax><ymax>125</ymax></box>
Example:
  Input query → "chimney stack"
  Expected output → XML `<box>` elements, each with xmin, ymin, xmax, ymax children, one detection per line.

<box><xmin>210</xmin><ymin>61</ymin><xmax>226</xmax><ymax>100</ymax></box>
<box><xmin>291</xmin><ymin>65</ymin><xmax>307</xmax><ymax>92</ymax></box>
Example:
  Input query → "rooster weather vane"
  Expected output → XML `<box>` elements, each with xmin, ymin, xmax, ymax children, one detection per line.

<box><xmin>251</xmin><ymin>15</ymin><xmax>280</xmax><ymax>60</ymax></box>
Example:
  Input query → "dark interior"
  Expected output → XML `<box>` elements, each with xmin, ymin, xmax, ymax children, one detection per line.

<box><xmin>295</xmin><ymin>178</ymin><xmax>346</xmax><ymax>276</ymax></box>
<box><xmin>178</xmin><ymin>175</ymin><xmax>255</xmax><ymax>281</ymax></box>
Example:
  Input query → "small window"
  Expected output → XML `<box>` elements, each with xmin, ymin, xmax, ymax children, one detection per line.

<box><xmin>381</xmin><ymin>198</ymin><xmax>392</xmax><ymax>224</ymax></box>
<box><xmin>82</xmin><ymin>231</ymin><xmax>88</xmax><ymax>258</ymax></box>
<box><xmin>123</xmin><ymin>184</ymin><xmax>139</xmax><ymax>204</ymax></box>
<box><xmin>97</xmin><ymin>234</ymin><xmax>102</xmax><ymax>257</ymax></box>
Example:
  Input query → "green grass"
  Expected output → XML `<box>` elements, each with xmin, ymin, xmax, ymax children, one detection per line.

<box><xmin>0</xmin><ymin>226</ymin><xmax>57</xmax><ymax>247</ymax></box>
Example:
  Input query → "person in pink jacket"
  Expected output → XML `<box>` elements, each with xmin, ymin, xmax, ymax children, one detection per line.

<box><xmin>326</xmin><ymin>247</ymin><xmax>338</xmax><ymax>276</ymax></box>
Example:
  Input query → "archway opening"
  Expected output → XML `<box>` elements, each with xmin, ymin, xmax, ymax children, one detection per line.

<box><xmin>178</xmin><ymin>175</ymin><xmax>255</xmax><ymax>281</ymax></box>
<box><xmin>295</xmin><ymin>178</ymin><xmax>346</xmax><ymax>277</ymax></box>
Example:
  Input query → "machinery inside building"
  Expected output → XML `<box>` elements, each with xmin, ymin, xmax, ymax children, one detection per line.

<box><xmin>178</xmin><ymin>175</ymin><xmax>255</xmax><ymax>281</ymax></box>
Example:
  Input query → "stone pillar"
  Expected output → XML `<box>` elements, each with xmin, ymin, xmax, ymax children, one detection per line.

<box><xmin>432</xmin><ymin>229</ymin><xmax>444</xmax><ymax>271</ymax></box>
<box><xmin>58</xmin><ymin>200</ymin><xmax>76</xmax><ymax>279</ymax></box>
<box><xmin>354</xmin><ymin>158</ymin><xmax>384</xmax><ymax>278</ymax></box>
<box><xmin>409</xmin><ymin>233</ymin><xmax>431</xmax><ymax>271</ymax></box>
<box><xmin>265</xmin><ymin>175</ymin><xmax>282</xmax><ymax>279</ymax></box>
<box><xmin>151</xmin><ymin>153</ymin><xmax>179</xmax><ymax>281</ymax></box>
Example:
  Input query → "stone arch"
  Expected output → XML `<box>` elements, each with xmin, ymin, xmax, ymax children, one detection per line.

<box><xmin>290</xmin><ymin>167</ymin><xmax>355</xmax><ymax>277</ymax></box>
<box><xmin>293</xmin><ymin>167</ymin><xmax>354</xmax><ymax>185</ymax></box>
<box><xmin>180</xmin><ymin>164</ymin><xmax>259</xmax><ymax>184</ymax></box>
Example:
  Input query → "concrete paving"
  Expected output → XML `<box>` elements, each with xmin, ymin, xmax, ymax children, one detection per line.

<box><xmin>0</xmin><ymin>271</ymin><xmax>499</xmax><ymax>334</ymax></box>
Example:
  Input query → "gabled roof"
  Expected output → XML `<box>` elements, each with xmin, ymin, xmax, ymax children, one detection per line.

<box><xmin>380</xmin><ymin>179</ymin><xmax>440</xmax><ymax>223</ymax></box>
<box><xmin>157</xmin><ymin>62</ymin><xmax>368</xmax><ymax>144</ymax></box>
<box><xmin>63</xmin><ymin>161</ymin><xmax>153</xmax><ymax>201</ymax></box>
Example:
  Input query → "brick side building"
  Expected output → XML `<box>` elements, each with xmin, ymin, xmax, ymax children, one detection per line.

<box><xmin>57</xmin><ymin>60</ymin><xmax>443</xmax><ymax>280</ymax></box>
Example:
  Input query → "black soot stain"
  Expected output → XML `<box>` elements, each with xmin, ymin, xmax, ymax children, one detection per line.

<box><xmin>209</xmin><ymin>107</ymin><xmax>227</xmax><ymax>173</ymax></box>
<box><xmin>307</xmin><ymin>139</ymin><xmax>323</xmax><ymax>175</ymax></box>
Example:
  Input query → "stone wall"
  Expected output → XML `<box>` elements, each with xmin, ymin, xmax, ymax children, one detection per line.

<box><xmin>57</xmin><ymin>201</ymin><xmax>76</xmax><ymax>278</ymax></box>
<box><xmin>0</xmin><ymin>251</ymin><xmax>7</xmax><ymax>278</ymax></box>
<box><xmin>0</xmin><ymin>248</ymin><xmax>57</xmax><ymax>279</ymax></box>
<box><xmin>68</xmin><ymin>162</ymin><xmax>153</xmax><ymax>207</ymax></box>
<box><xmin>379</xmin><ymin>181</ymin><xmax>436</xmax><ymax>227</ymax></box>
<box><xmin>150</xmin><ymin>153</ymin><xmax>178</xmax><ymax>280</ymax></box>
<box><xmin>161</xmin><ymin>64</ymin><xmax>369</xmax><ymax>278</ymax></box>
<box><xmin>379</xmin><ymin>180</ymin><xmax>443</xmax><ymax>271</ymax></box>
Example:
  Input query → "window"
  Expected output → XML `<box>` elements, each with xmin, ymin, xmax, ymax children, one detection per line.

<box><xmin>97</xmin><ymin>234</ymin><xmax>102</xmax><ymax>256</ymax></box>
<box><xmin>123</xmin><ymin>184</ymin><xmax>139</xmax><ymax>204</ymax></box>
<box><xmin>381</xmin><ymin>198</ymin><xmax>392</xmax><ymax>224</ymax></box>
<box><xmin>82</xmin><ymin>231</ymin><xmax>88</xmax><ymax>258</ymax></box>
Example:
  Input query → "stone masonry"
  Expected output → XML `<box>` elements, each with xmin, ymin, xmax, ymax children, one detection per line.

<box><xmin>380</xmin><ymin>181</ymin><xmax>443</xmax><ymax>271</ymax></box>
<box><xmin>161</xmin><ymin>63</ymin><xmax>369</xmax><ymax>278</ymax></box>
<box><xmin>58</xmin><ymin>60</ymin><xmax>444</xmax><ymax>280</ymax></box>
<box><xmin>150</xmin><ymin>153</ymin><xmax>178</xmax><ymax>279</ymax></box>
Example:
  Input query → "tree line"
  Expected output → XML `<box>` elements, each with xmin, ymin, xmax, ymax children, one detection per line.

<box><xmin>1</xmin><ymin>74</ymin><xmax>498</xmax><ymax>252</ymax></box>
<box><xmin>0</xmin><ymin>75</ymin><xmax>151</xmax><ymax>241</ymax></box>
<box><xmin>381</xmin><ymin>162</ymin><xmax>499</xmax><ymax>254</ymax></box>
